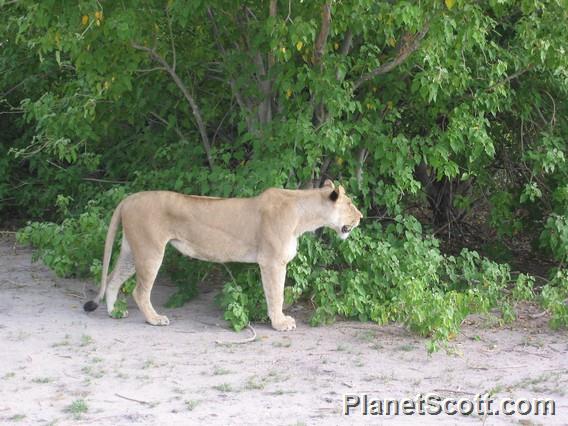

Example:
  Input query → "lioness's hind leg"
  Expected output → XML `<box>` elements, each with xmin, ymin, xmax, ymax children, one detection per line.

<box><xmin>105</xmin><ymin>236</ymin><xmax>135</xmax><ymax>318</ymax></box>
<box><xmin>132</xmin><ymin>249</ymin><xmax>169</xmax><ymax>326</ymax></box>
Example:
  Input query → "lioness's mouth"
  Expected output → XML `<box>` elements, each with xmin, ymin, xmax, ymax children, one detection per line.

<box><xmin>341</xmin><ymin>225</ymin><xmax>353</xmax><ymax>234</ymax></box>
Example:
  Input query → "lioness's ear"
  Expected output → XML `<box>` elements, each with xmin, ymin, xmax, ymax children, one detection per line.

<box><xmin>322</xmin><ymin>179</ymin><xmax>335</xmax><ymax>189</ymax></box>
<box><xmin>329</xmin><ymin>189</ymin><xmax>339</xmax><ymax>202</ymax></box>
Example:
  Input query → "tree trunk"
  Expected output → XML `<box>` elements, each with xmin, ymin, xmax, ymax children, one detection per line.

<box><xmin>414</xmin><ymin>162</ymin><xmax>469</xmax><ymax>230</ymax></box>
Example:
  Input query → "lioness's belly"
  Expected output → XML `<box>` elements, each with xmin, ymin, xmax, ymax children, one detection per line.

<box><xmin>169</xmin><ymin>239</ymin><xmax>257</xmax><ymax>263</ymax></box>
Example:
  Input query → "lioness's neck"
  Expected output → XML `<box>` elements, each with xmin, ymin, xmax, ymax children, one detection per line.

<box><xmin>293</xmin><ymin>190</ymin><xmax>334</xmax><ymax>237</ymax></box>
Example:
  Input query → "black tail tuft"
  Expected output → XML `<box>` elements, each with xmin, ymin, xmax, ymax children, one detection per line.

<box><xmin>83</xmin><ymin>301</ymin><xmax>99</xmax><ymax>312</ymax></box>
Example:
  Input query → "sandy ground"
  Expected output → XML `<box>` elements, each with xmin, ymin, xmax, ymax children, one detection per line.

<box><xmin>0</xmin><ymin>236</ymin><xmax>567</xmax><ymax>426</ymax></box>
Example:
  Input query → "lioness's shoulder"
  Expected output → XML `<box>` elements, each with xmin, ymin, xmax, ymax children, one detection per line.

<box><xmin>259</xmin><ymin>187</ymin><xmax>288</xmax><ymax>198</ymax></box>
<box><xmin>257</xmin><ymin>187</ymin><xmax>303</xmax><ymax>205</ymax></box>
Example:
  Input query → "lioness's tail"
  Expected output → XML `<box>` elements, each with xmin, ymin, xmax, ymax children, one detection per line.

<box><xmin>83</xmin><ymin>201</ymin><xmax>123</xmax><ymax>312</ymax></box>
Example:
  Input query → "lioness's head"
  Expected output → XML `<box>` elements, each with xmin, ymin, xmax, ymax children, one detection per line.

<box><xmin>322</xmin><ymin>179</ymin><xmax>363</xmax><ymax>240</ymax></box>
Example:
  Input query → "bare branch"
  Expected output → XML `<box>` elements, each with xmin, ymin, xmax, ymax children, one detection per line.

<box><xmin>284</xmin><ymin>0</ymin><xmax>293</xmax><ymax>23</ymax></box>
<box><xmin>259</xmin><ymin>1</ymin><xmax>279</xmax><ymax>123</ymax></box>
<box><xmin>244</xmin><ymin>6</ymin><xmax>258</xmax><ymax>20</ymax></box>
<box><xmin>253</xmin><ymin>52</ymin><xmax>266</xmax><ymax>83</ymax></box>
<box><xmin>252</xmin><ymin>51</ymin><xmax>273</xmax><ymax>124</ymax></box>
<box><xmin>268</xmin><ymin>0</ymin><xmax>277</xmax><ymax>70</ymax></box>
<box><xmin>318</xmin><ymin>157</ymin><xmax>332</xmax><ymax>188</ymax></box>
<box><xmin>1</xmin><ymin>79</ymin><xmax>27</xmax><ymax>97</ymax></box>
<box><xmin>339</xmin><ymin>29</ymin><xmax>353</xmax><ymax>56</ymax></box>
<box><xmin>132</xmin><ymin>43</ymin><xmax>213</xmax><ymax>169</ymax></box>
<box><xmin>82</xmin><ymin>177</ymin><xmax>130</xmax><ymax>184</ymax></box>
<box><xmin>355</xmin><ymin>148</ymin><xmax>368</xmax><ymax>188</ymax></box>
<box><xmin>311</xmin><ymin>2</ymin><xmax>333</xmax><ymax>129</ymax></box>
<box><xmin>544</xmin><ymin>90</ymin><xmax>556</xmax><ymax>128</ymax></box>
<box><xmin>484</xmin><ymin>65</ymin><xmax>532</xmax><ymax>93</ymax></box>
<box><xmin>166</xmin><ymin>6</ymin><xmax>176</xmax><ymax>72</ymax></box>
<box><xmin>207</xmin><ymin>7</ymin><xmax>252</xmax><ymax>114</ymax></box>
<box><xmin>1</xmin><ymin>0</ymin><xmax>20</xmax><ymax>6</ymax></box>
<box><xmin>149</xmin><ymin>111</ymin><xmax>187</xmax><ymax>142</ymax></box>
<box><xmin>269</xmin><ymin>0</ymin><xmax>278</xmax><ymax>19</ymax></box>
<box><xmin>212</xmin><ymin>106</ymin><xmax>231</xmax><ymax>146</ymax></box>
<box><xmin>313</xmin><ymin>2</ymin><xmax>332</xmax><ymax>67</ymax></box>
<box><xmin>149</xmin><ymin>111</ymin><xmax>169</xmax><ymax>126</ymax></box>
<box><xmin>135</xmin><ymin>66</ymin><xmax>166</xmax><ymax>74</ymax></box>
<box><xmin>455</xmin><ymin>65</ymin><xmax>532</xmax><ymax>105</ymax></box>
<box><xmin>353</xmin><ymin>21</ymin><xmax>430</xmax><ymax>91</ymax></box>
<box><xmin>335</xmin><ymin>29</ymin><xmax>352</xmax><ymax>81</ymax></box>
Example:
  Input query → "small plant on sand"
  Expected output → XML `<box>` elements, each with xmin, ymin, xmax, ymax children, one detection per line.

<box><xmin>185</xmin><ymin>400</ymin><xmax>199</xmax><ymax>411</ymax></box>
<box><xmin>213</xmin><ymin>366</ymin><xmax>232</xmax><ymax>375</ymax></box>
<box><xmin>65</xmin><ymin>399</ymin><xmax>88</xmax><ymax>419</ymax></box>
<box><xmin>213</xmin><ymin>383</ymin><xmax>234</xmax><ymax>393</ymax></box>
<box><xmin>8</xmin><ymin>414</ymin><xmax>26</xmax><ymax>422</ymax></box>
<box><xmin>80</xmin><ymin>334</ymin><xmax>93</xmax><ymax>347</ymax></box>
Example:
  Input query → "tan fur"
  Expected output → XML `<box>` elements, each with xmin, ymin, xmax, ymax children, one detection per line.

<box><xmin>86</xmin><ymin>180</ymin><xmax>362</xmax><ymax>331</ymax></box>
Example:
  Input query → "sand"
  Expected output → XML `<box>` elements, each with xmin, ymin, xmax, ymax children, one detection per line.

<box><xmin>1</xmin><ymin>237</ymin><xmax>566</xmax><ymax>425</ymax></box>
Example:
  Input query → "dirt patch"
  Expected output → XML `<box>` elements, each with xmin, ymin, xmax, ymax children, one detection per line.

<box><xmin>0</xmin><ymin>237</ymin><xmax>566</xmax><ymax>425</ymax></box>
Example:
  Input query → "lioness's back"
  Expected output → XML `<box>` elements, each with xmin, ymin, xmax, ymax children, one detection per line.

<box><xmin>119</xmin><ymin>191</ymin><xmax>263</xmax><ymax>259</ymax></box>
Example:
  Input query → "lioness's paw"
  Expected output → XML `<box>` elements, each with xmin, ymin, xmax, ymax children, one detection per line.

<box><xmin>147</xmin><ymin>315</ymin><xmax>170</xmax><ymax>326</ymax></box>
<box><xmin>272</xmin><ymin>315</ymin><xmax>296</xmax><ymax>331</ymax></box>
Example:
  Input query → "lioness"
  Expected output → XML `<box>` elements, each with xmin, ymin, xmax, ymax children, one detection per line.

<box><xmin>84</xmin><ymin>180</ymin><xmax>362</xmax><ymax>331</ymax></box>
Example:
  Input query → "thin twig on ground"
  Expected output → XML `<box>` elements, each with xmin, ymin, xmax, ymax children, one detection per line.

<box><xmin>469</xmin><ymin>364</ymin><xmax>527</xmax><ymax>371</ymax></box>
<box><xmin>432</xmin><ymin>388</ymin><xmax>476</xmax><ymax>396</ymax></box>
<box><xmin>115</xmin><ymin>393</ymin><xmax>152</xmax><ymax>406</ymax></box>
<box><xmin>64</xmin><ymin>291</ymin><xmax>84</xmax><ymax>299</ymax></box>
<box><xmin>529</xmin><ymin>310</ymin><xmax>548</xmax><ymax>319</ymax></box>
<box><xmin>215</xmin><ymin>323</ymin><xmax>257</xmax><ymax>345</ymax></box>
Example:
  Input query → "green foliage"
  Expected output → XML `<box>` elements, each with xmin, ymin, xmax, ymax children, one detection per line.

<box><xmin>110</xmin><ymin>298</ymin><xmax>129</xmax><ymax>319</ymax></box>
<box><xmin>163</xmin><ymin>249</ymin><xmax>207</xmax><ymax>309</ymax></box>
<box><xmin>349</xmin><ymin>224</ymin><xmax>502</xmax><ymax>335</ymax></box>
<box><xmin>512</xmin><ymin>274</ymin><xmax>536</xmax><ymax>302</ymax></box>
<box><xmin>17</xmin><ymin>207</ymin><xmax>105</xmax><ymax>278</ymax></box>
<box><xmin>16</xmin><ymin>187</ymin><xmax>128</xmax><ymax>278</ymax></box>
<box><xmin>218</xmin><ymin>218</ymin><xmax>541</xmax><ymax>349</ymax></box>
<box><xmin>218</xmin><ymin>265</ymin><xmax>269</xmax><ymax>332</ymax></box>
<box><xmin>540</xmin><ymin>270</ymin><xmax>568</xmax><ymax>329</ymax></box>
<box><xmin>3</xmin><ymin>0</ymin><xmax>568</xmax><ymax>348</ymax></box>
<box><xmin>540</xmin><ymin>214</ymin><xmax>568</xmax><ymax>264</ymax></box>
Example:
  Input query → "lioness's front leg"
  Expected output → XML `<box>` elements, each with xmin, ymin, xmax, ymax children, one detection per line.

<box><xmin>132</xmin><ymin>249</ymin><xmax>170</xmax><ymax>326</ymax></box>
<box><xmin>259</xmin><ymin>263</ymin><xmax>296</xmax><ymax>331</ymax></box>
